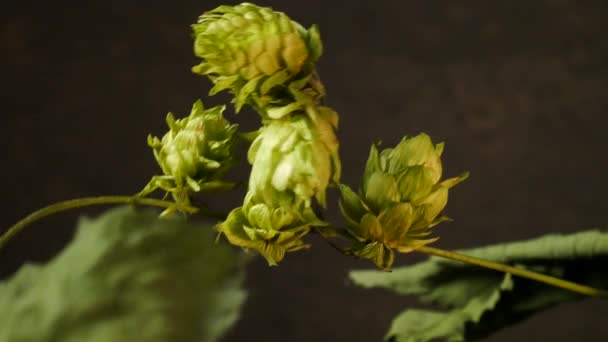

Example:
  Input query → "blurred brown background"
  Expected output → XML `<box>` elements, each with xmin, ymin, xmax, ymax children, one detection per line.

<box><xmin>2</xmin><ymin>0</ymin><xmax>608</xmax><ymax>341</ymax></box>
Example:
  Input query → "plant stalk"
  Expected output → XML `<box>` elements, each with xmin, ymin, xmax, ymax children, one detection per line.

<box><xmin>417</xmin><ymin>245</ymin><xmax>608</xmax><ymax>299</ymax></box>
<box><xmin>0</xmin><ymin>196</ymin><xmax>199</xmax><ymax>252</ymax></box>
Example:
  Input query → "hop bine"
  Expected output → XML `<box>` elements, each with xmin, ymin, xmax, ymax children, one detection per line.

<box><xmin>138</xmin><ymin>100</ymin><xmax>239</xmax><ymax>215</ymax></box>
<box><xmin>191</xmin><ymin>2</ymin><xmax>324</xmax><ymax>117</ymax></box>
<box><xmin>338</xmin><ymin>133</ymin><xmax>469</xmax><ymax>270</ymax></box>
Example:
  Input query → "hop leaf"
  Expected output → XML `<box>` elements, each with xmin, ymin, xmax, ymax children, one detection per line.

<box><xmin>191</xmin><ymin>2</ymin><xmax>324</xmax><ymax>115</ymax></box>
<box><xmin>349</xmin><ymin>229</ymin><xmax>608</xmax><ymax>341</ymax></box>
<box><xmin>0</xmin><ymin>207</ymin><xmax>247</xmax><ymax>342</ymax></box>
<box><xmin>340</xmin><ymin>133</ymin><xmax>468</xmax><ymax>270</ymax></box>
<box><xmin>139</xmin><ymin>99</ymin><xmax>239</xmax><ymax>212</ymax></box>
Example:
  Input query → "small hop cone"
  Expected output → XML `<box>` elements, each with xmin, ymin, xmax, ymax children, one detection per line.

<box><xmin>191</xmin><ymin>2</ymin><xmax>324</xmax><ymax>115</ymax></box>
<box><xmin>139</xmin><ymin>100</ymin><xmax>239</xmax><ymax>212</ymax></box>
<box><xmin>339</xmin><ymin>133</ymin><xmax>468</xmax><ymax>270</ymax></box>
<box><xmin>216</xmin><ymin>192</ymin><xmax>326</xmax><ymax>265</ymax></box>
<box><xmin>247</xmin><ymin>111</ymin><xmax>340</xmax><ymax>211</ymax></box>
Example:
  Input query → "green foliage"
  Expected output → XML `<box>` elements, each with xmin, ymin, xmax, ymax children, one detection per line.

<box><xmin>350</xmin><ymin>230</ymin><xmax>608</xmax><ymax>341</ymax></box>
<box><xmin>138</xmin><ymin>99</ymin><xmax>240</xmax><ymax>215</ymax></box>
<box><xmin>0</xmin><ymin>207</ymin><xmax>247</xmax><ymax>342</ymax></box>
<box><xmin>339</xmin><ymin>133</ymin><xmax>468</xmax><ymax>270</ymax></box>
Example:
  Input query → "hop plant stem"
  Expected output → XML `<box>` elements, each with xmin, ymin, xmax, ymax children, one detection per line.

<box><xmin>314</xmin><ymin>226</ymin><xmax>608</xmax><ymax>298</ymax></box>
<box><xmin>417</xmin><ymin>245</ymin><xmax>608</xmax><ymax>299</ymax></box>
<box><xmin>0</xmin><ymin>196</ymin><xmax>205</xmax><ymax>252</ymax></box>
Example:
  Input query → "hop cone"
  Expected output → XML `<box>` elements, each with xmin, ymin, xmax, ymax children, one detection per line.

<box><xmin>247</xmin><ymin>110</ymin><xmax>340</xmax><ymax>208</ymax></box>
<box><xmin>339</xmin><ymin>133</ymin><xmax>468</xmax><ymax>269</ymax></box>
<box><xmin>191</xmin><ymin>2</ymin><xmax>324</xmax><ymax>115</ymax></box>
<box><xmin>139</xmin><ymin>100</ymin><xmax>239</xmax><ymax>211</ymax></box>
<box><xmin>217</xmin><ymin>191</ymin><xmax>325</xmax><ymax>265</ymax></box>
<box><xmin>217</xmin><ymin>110</ymin><xmax>340</xmax><ymax>264</ymax></box>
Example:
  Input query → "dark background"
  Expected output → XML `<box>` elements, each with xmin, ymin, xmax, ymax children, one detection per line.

<box><xmin>2</xmin><ymin>0</ymin><xmax>608</xmax><ymax>341</ymax></box>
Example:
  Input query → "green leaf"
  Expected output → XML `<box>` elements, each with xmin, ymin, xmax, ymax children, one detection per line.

<box><xmin>349</xmin><ymin>230</ymin><xmax>608</xmax><ymax>341</ymax></box>
<box><xmin>385</xmin><ymin>274</ymin><xmax>513</xmax><ymax>342</ymax></box>
<box><xmin>0</xmin><ymin>207</ymin><xmax>247</xmax><ymax>342</ymax></box>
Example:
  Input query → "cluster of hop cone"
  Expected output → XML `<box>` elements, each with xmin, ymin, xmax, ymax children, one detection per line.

<box><xmin>138</xmin><ymin>3</ymin><xmax>467</xmax><ymax>270</ymax></box>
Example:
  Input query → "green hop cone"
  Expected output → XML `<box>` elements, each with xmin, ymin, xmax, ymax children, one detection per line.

<box><xmin>216</xmin><ymin>191</ymin><xmax>326</xmax><ymax>265</ymax></box>
<box><xmin>191</xmin><ymin>2</ymin><xmax>324</xmax><ymax>114</ymax></box>
<box><xmin>247</xmin><ymin>110</ymin><xmax>340</xmax><ymax>210</ymax></box>
<box><xmin>339</xmin><ymin>133</ymin><xmax>468</xmax><ymax>270</ymax></box>
<box><xmin>139</xmin><ymin>99</ymin><xmax>239</xmax><ymax>213</ymax></box>
<box><xmin>217</xmin><ymin>110</ymin><xmax>340</xmax><ymax>264</ymax></box>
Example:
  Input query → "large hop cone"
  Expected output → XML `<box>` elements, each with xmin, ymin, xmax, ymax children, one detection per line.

<box><xmin>338</xmin><ymin>133</ymin><xmax>468</xmax><ymax>270</ymax></box>
<box><xmin>191</xmin><ymin>2</ymin><xmax>324</xmax><ymax>114</ymax></box>
<box><xmin>247</xmin><ymin>110</ymin><xmax>340</xmax><ymax>209</ymax></box>
<box><xmin>216</xmin><ymin>191</ymin><xmax>325</xmax><ymax>265</ymax></box>
<box><xmin>139</xmin><ymin>100</ymin><xmax>239</xmax><ymax>211</ymax></box>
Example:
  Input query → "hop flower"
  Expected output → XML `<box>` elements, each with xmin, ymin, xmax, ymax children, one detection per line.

<box><xmin>247</xmin><ymin>110</ymin><xmax>340</xmax><ymax>209</ymax></box>
<box><xmin>216</xmin><ymin>107</ymin><xmax>340</xmax><ymax>264</ymax></box>
<box><xmin>216</xmin><ymin>192</ymin><xmax>325</xmax><ymax>265</ymax></box>
<box><xmin>339</xmin><ymin>133</ymin><xmax>468</xmax><ymax>270</ymax></box>
<box><xmin>138</xmin><ymin>100</ymin><xmax>239</xmax><ymax>212</ymax></box>
<box><xmin>191</xmin><ymin>2</ymin><xmax>324</xmax><ymax>115</ymax></box>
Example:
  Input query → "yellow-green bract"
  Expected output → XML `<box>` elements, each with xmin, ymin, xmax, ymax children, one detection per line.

<box><xmin>339</xmin><ymin>133</ymin><xmax>469</xmax><ymax>270</ymax></box>
<box><xmin>138</xmin><ymin>100</ymin><xmax>239</xmax><ymax>214</ymax></box>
